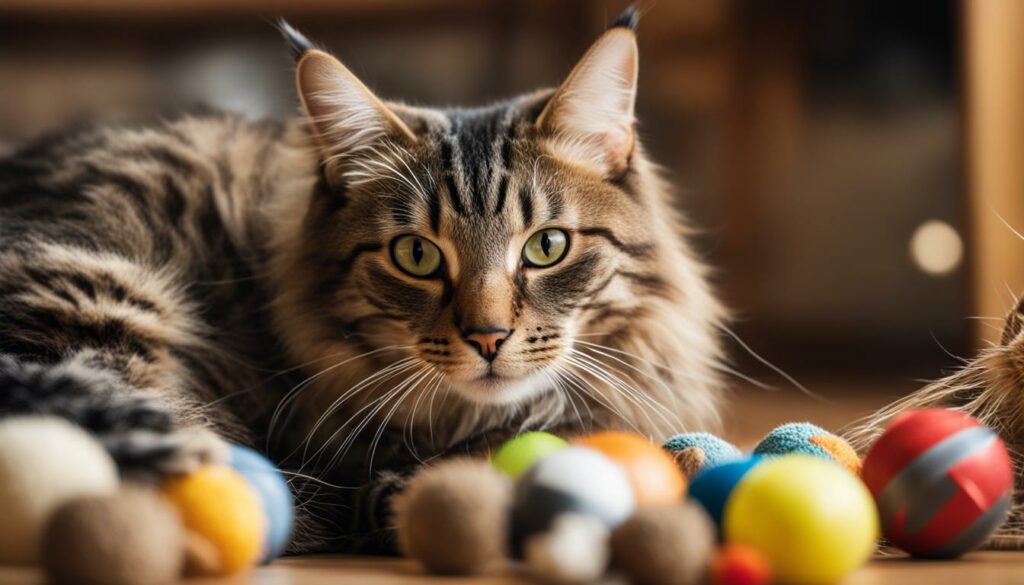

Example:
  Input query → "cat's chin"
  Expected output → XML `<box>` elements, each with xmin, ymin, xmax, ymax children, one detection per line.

<box><xmin>443</xmin><ymin>370</ymin><xmax>552</xmax><ymax>406</ymax></box>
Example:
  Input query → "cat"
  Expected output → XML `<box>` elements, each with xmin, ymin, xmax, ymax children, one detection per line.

<box><xmin>0</xmin><ymin>8</ymin><xmax>727</xmax><ymax>553</ymax></box>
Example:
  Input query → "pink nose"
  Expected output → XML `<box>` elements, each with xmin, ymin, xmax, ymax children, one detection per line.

<box><xmin>463</xmin><ymin>328</ymin><xmax>511</xmax><ymax>362</ymax></box>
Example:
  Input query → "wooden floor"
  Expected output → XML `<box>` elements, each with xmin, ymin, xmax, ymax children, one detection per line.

<box><xmin>4</xmin><ymin>380</ymin><xmax>1019</xmax><ymax>584</ymax></box>
<box><xmin>2</xmin><ymin>551</ymin><xmax>1024</xmax><ymax>585</ymax></box>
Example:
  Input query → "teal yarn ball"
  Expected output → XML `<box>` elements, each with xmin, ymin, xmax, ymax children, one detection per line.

<box><xmin>752</xmin><ymin>423</ymin><xmax>832</xmax><ymax>459</ymax></box>
<box><xmin>662</xmin><ymin>432</ymin><xmax>742</xmax><ymax>475</ymax></box>
<box><xmin>752</xmin><ymin>422</ymin><xmax>862</xmax><ymax>475</ymax></box>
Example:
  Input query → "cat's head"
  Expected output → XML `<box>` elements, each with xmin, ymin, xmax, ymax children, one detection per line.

<box><xmin>273</xmin><ymin>10</ymin><xmax>693</xmax><ymax>409</ymax></box>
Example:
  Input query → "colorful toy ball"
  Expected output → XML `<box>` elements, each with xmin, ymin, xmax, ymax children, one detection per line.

<box><xmin>162</xmin><ymin>465</ymin><xmax>265</xmax><ymax>575</ymax></box>
<box><xmin>42</xmin><ymin>488</ymin><xmax>185</xmax><ymax>585</ymax></box>
<box><xmin>226</xmin><ymin>445</ymin><xmax>294</xmax><ymax>562</ymax></box>
<box><xmin>663</xmin><ymin>432</ymin><xmax>743</xmax><ymax>477</ymax></box>
<box><xmin>753</xmin><ymin>422</ymin><xmax>862</xmax><ymax>474</ymax></box>
<box><xmin>0</xmin><ymin>416</ymin><xmax>119</xmax><ymax>564</ymax></box>
<box><xmin>492</xmin><ymin>432</ymin><xmax>568</xmax><ymax>479</ymax></box>
<box><xmin>724</xmin><ymin>455</ymin><xmax>878</xmax><ymax>585</ymax></box>
<box><xmin>711</xmin><ymin>544</ymin><xmax>772</xmax><ymax>585</ymax></box>
<box><xmin>574</xmin><ymin>431</ymin><xmax>686</xmax><ymax>505</ymax></box>
<box><xmin>688</xmin><ymin>456</ymin><xmax>763</xmax><ymax>531</ymax></box>
<box><xmin>861</xmin><ymin>408</ymin><xmax>1013</xmax><ymax>558</ymax></box>
<box><xmin>510</xmin><ymin>446</ymin><xmax>635</xmax><ymax>557</ymax></box>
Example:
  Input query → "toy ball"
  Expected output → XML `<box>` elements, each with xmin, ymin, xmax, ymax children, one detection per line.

<box><xmin>42</xmin><ymin>488</ymin><xmax>185</xmax><ymax>585</ymax></box>
<box><xmin>0</xmin><ymin>416</ymin><xmax>119</xmax><ymax>564</ymax></box>
<box><xmin>162</xmin><ymin>465</ymin><xmax>265</xmax><ymax>575</ymax></box>
<box><xmin>689</xmin><ymin>456</ymin><xmax>763</xmax><ymax>531</ymax></box>
<box><xmin>226</xmin><ymin>445</ymin><xmax>294</xmax><ymax>562</ymax></box>
<box><xmin>611</xmin><ymin>503</ymin><xmax>716</xmax><ymax>585</ymax></box>
<box><xmin>575</xmin><ymin>431</ymin><xmax>686</xmax><ymax>505</ymax></box>
<box><xmin>394</xmin><ymin>458</ymin><xmax>512</xmax><ymax>575</ymax></box>
<box><xmin>711</xmin><ymin>544</ymin><xmax>771</xmax><ymax>585</ymax></box>
<box><xmin>753</xmin><ymin>422</ymin><xmax>861</xmax><ymax>474</ymax></box>
<box><xmin>492</xmin><ymin>432</ymin><xmax>568</xmax><ymax>478</ymax></box>
<box><xmin>663</xmin><ymin>432</ymin><xmax>742</xmax><ymax>477</ymax></box>
<box><xmin>861</xmin><ymin>408</ymin><xmax>1013</xmax><ymax>558</ymax></box>
<box><xmin>510</xmin><ymin>446</ymin><xmax>635</xmax><ymax>557</ymax></box>
<box><xmin>724</xmin><ymin>455</ymin><xmax>878</xmax><ymax>585</ymax></box>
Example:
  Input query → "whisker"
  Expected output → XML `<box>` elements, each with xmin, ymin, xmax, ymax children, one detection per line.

<box><xmin>715</xmin><ymin>324</ymin><xmax>825</xmax><ymax>400</ymax></box>
<box><xmin>266</xmin><ymin>345</ymin><xmax>412</xmax><ymax>452</ymax></box>
<box><xmin>562</xmin><ymin>353</ymin><xmax>676</xmax><ymax>435</ymax></box>
<box><xmin>297</xmin><ymin>359</ymin><xmax>419</xmax><ymax>469</ymax></box>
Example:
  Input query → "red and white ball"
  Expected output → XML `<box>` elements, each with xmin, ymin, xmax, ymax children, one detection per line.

<box><xmin>861</xmin><ymin>409</ymin><xmax>1013</xmax><ymax>557</ymax></box>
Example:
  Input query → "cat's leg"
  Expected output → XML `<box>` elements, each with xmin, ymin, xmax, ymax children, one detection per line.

<box><xmin>0</xmin><ymin>243</ymin><xmax>245</xmax><ymax>477</ymax></box>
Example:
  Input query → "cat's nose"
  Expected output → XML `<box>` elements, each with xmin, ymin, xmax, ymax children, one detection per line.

<box><xmin>462</xmin><ymin>328</ymin><xmax>511</xmax><ymax>362</ymax></box>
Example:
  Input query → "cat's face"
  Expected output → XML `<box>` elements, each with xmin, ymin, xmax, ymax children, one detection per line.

<box><xmin>285</xmin><ymin>23</ymin><xmax>656</xmax><ymax>406</ymax></box>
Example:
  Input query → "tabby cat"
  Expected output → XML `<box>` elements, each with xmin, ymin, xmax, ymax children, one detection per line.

<box><xmin>0</xmin><ymin>9</ymin><xmax>727</xmax><ymax>552</ymax></box>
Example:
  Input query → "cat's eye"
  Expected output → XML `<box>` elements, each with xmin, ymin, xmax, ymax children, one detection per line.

<box><xmin>391</xmin><ymin>235</ymin><xmax>443</xmax><ymax>277</ymax></box>
<box><xmin>523</xmin><ymin>228</ymin><xmax>569</xmax><ymax>268</ymax></box>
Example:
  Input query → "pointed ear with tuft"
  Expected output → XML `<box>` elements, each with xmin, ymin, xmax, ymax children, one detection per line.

<box><xmin>294</xmin><ymin>49</ymin><xmax>416</xmax><ymax>161</ymax></box>
<box><xmin>536</xmin><ymin>24</ymin><xmax>639</xmax><ymax>178</ymax></box>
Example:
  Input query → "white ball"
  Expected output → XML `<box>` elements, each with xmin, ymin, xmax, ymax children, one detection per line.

<box><xmin>525</xmin><ymin>513</ymin><xmax>610</xmax><ymax>584</ymax></box>
<box><xmin>526</xmin><ymin>447</ymin><xmax>636</xmax><ymax>525</ymax></box>
<box><xmin>0</xmin><ymin>416</ymin><xmax>119</xmax><ymax>564</ymax></box>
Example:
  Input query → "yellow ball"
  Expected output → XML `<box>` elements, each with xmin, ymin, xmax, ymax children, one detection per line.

<box><xmin>162</xmin><ymin>466</ymin><xmax>264</xmax><ymax>575</ymax></box>
<box><xmin>724</xmin><ymin>455</ymin><xmax>878</xmax><ymax>585</ymax></box>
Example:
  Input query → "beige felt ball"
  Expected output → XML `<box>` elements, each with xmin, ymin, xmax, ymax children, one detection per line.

<box><xmin>611</xmin><ymin>503</ymin><xmax>716</xmax><ymax>585</ymax></box>
<box><xmin>0</xmin><ymin>416</ymin><xmax>119</xmax><ymax>564</ymax></box>
<box><xmin>42</xmin><ymin>487</ymin><xmax>186</xmax><ymax>585</ymax></box>
<box><xmin>393</xmin><ymin>458</ymin><xmax>512</xmax><ymax>575</ymax></box>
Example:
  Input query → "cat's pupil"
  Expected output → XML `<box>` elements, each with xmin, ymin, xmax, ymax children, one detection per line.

<box><xmin>541</xmin><ymin>233</ymin><xmax>551</xmax><ymax>257</ymax></box>
<box><xmin>412</xmin><ymin>239</ymin><xmax>424</xmax><ymax>264</ymax></box>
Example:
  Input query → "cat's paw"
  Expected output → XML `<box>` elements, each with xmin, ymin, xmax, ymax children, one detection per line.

<box><xmin>109</xmin><ymin>425</ymin><xmax>229</xmax><ymax>479</ymax></box>
<box><xmin>0</xmin><ymin>353</ymin><xmax>228</xmax><ymax>479</ymax></box>
<box><xmin>159</xmin><ymin>427</ymin><xmax>229</xmax><ymax>473</ymax></box>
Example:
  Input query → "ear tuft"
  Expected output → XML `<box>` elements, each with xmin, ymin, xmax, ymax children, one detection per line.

<box><xmin>609</xmin><ymin>5</ymin><xmax>640</xmax><ymax>31</ymax></box>
<box><xmin>277</xmin><ymin>19</ymin><xmax>317</xmax><ymax>62</ymax></box>
<box><xmin>295</xmin><ymin>51</ymin><xmax>415</xmax><ymax>159</ymax></box>
<box><xmin>537</xmin><ymin>28</ymin><xmax>639</xmax><ymax>177</ymax></box>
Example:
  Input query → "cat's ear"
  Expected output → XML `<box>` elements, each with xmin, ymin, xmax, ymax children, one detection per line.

<box><xmin>283</xmin><ymin>23</ymin><xmax>415</xmax><ymax>158</ymax></box>
<box><xmin>536</xmin><ymin>9</ymin><xmax>639</xmax><ymax>178</ymax></box>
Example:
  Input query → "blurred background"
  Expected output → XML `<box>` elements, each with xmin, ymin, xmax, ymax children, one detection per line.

<box><xmin>1</xmin><ymin>0</ymin><xmax>1021</xmax><ymax>435</ymax></box>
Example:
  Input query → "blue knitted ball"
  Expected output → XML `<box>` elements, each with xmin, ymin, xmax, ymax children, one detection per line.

<box><xmin>689</xmin><ymin>455</ymin><xmax>764</xmax><ymax>532</ymax></box>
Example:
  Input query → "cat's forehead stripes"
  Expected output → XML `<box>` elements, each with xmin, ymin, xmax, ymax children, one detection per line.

<box><xmin>433</xmin><ymin>104</ymin><xmax>523</xmax><ymax>228</ymax></box>
<box><xmin>372</xmin><ymin>96</ymin><xmax>643</xmax><ymax>261</ymax></box>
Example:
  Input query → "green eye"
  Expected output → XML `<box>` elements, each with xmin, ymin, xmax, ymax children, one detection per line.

<box><xmin>391</xmin><ymin>235</ymin><xmax>443</xmax><ymax>277</ymax></box>
<box><xmin>523</xmin><ymin>228</ymin><xmax>569</xmax><ymax>268</ymax></box>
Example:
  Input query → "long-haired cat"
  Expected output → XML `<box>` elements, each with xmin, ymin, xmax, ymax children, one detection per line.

<box><xmin>0</xmin><ymin>9</ymin><xmax>726</xmax><ymax>552</ymax></box>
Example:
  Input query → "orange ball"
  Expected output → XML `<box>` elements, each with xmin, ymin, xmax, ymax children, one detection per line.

<box><xmin>162</xmin><ymin>466</ymin><xmax>264</xmax><ymax>575</ymax></box>
<box><xmin>712</xmin><ymin>544</ymin><xmax>772</xmax><ymax>585</ymax></box>
<box><xmin>573</xmin><ymin>431</ymin><xmax>685</xmax><ymax>505</ymax></box>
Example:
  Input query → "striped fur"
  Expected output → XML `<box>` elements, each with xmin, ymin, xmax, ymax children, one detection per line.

<box><xmin>0</xmin><ymin>11</ymin><xmax>726</xmax><ymax>553</ymax></box>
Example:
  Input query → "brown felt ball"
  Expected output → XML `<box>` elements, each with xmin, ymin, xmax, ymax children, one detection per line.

<box><xmin>611</xmin><ymin>502</ymin><xmax>716</xmax><ymax>585</ymax></box>
<box><xmin>393</xmin><ymin>458</ymin><xmax>512</xmax><ymax>575</ymax></box>
<box><xmin>42</xmin><ymin>487</ymin><xmax>185</xmax><ymax>585</ymax></box>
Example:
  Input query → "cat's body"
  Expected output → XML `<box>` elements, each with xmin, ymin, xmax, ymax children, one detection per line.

<box><xmin>0</xmin><ymin>14</ymin><xmax>728</xmax><ymax>552</ymax></box>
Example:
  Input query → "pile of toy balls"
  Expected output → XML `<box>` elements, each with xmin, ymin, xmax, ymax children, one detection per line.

<box><xmin>0</xmin><ymin>415</ymin><xmax>294</xmax><ymax>585</ymax></box>
<box><xmin>395</xmin><ymin>430</ymin><xmax>713</xmax><ymax>585</ymax></box>
<box><xmin>397</xmin><ymin>411</ymin><xmax>1015</xmax><ymax>585</ymax></box>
